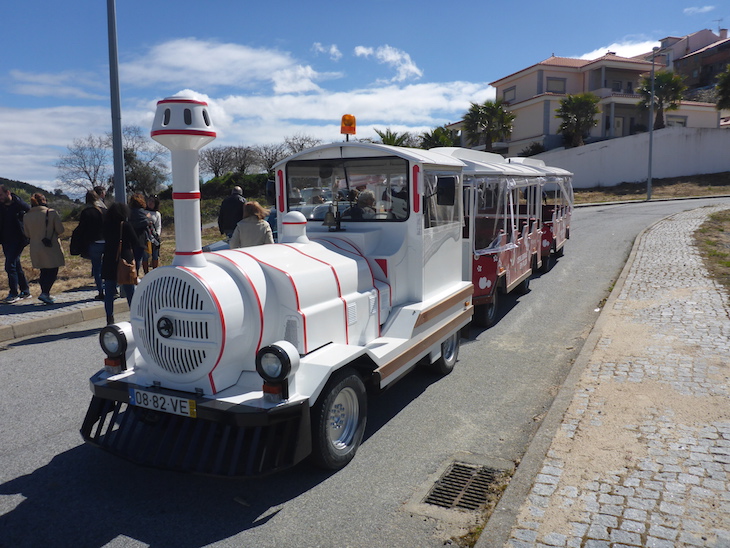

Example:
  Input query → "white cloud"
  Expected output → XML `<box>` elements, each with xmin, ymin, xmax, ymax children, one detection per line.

<box><xmin>577</xmin><ymin>39</ymin><xmax>659</xmax><ymax>60</ymax></box>
<box><xmin>312</xmin><ymin>42</ymin><xmax>343</xmax><ymax>61</ymax></box>
<box><xmin>120</xmin><ymin>38</ymin><xmax>328</xmax><ymax>93</ymax></box>
<box><xmin>354</xmin><ymin>45</ymin><xmax>423</xmax><ymax>82</ymax></box>
<box><xmin>9</xmin><ymin>70</ymin><xmax>106</xmax><ymax>100</ymax></box>
<box><xmin>683</xmin><ymin>6</ymin><xmax>715</xmax><ymax>15</ymax></box>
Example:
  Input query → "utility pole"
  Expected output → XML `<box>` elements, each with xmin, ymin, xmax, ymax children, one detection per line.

<box><xmin>107</xmin><ymin>0</ymin><xmax>126</xmax><ymax>202</ymax></box>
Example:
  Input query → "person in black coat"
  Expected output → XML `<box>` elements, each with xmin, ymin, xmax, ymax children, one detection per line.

<box><xmin>217</xmin><ymin>186</ymin><xmax>245</xmax><ymax>238</ymax></box>
<box><xmin>77</xmin><ymin>190</ymin><xmax>106</xmax><ymax>300</ymax></box>
<box><xmin>128</xmin><ymin>193</ymin><xmax>152</xmax><ymax>276</ymax></box>
<box><xmin>0</xmin><ymin>184</ymin><xmax>31</xmax><ymax>303</ymax></box>
<box><xmin>102</xmin><ymin>202</ymin><xmax>137</xmax><ymax>325</ymax></box>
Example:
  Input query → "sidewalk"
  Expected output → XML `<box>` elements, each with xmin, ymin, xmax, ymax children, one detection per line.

<box><xmin>0</xmin><ymin>287</ymin><xmax>129</xmax><ymax>342</ymax></box>
<box><xmin>480</xmin><ymin>204</ymin><xmax>730</xmax><ymax>547</ymax></box>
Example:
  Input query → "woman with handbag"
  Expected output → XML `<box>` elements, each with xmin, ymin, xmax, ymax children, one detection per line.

<box><xmin>101</xmin><ymin>202</ymin><xmax>138</xmax><ymax>325</ymax></box>
<box><xmin>22</xmin><ymin>193</ymin><xmax>65</xmax><ymax>304</ymax></box>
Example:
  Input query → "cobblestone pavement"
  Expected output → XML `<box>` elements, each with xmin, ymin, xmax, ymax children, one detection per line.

<box><xmin>0</xmin><ymin>287</ymin><xmax>101</xmax><ymax>328</ymax></box>
<box><xmin>504</xmin><ymin>205</ymin><xmax>730</xmax><ymax>547</ymax></box>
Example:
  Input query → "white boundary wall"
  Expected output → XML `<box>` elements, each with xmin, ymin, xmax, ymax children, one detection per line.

<box><xmin>534</xmin><ymin>128</ymin><xmax>730</xmax><ymax>189</ymax></box>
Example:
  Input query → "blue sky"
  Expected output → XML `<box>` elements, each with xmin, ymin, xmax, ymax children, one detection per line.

<box><xmin>0</xmin><ymin>1</ymin><xmax>726</xmax><ymax>193</ymax></box>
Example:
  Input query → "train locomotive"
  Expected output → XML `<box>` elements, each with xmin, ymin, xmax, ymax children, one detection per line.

<box><xmin>80</xmin><ymin>96</ymin><xmax>475</xmax><ymax>476</ymax></box>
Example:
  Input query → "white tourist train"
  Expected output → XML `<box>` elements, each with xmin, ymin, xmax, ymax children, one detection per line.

<box><xmin>80</xmin><ymin>95</ymin><xmax>572</xmax><ymax>476</ymax></box>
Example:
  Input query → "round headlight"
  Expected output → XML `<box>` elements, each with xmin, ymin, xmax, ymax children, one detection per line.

<box><xmin>99</xmin><ymin>325</ymin><xmax>127</xmax><ymax>358</ymax></box>
<box><xmin>256</xmin><ymin>342</ymin><xmax>299</xmax><ymax>382</ymax></box>
<box><xmin>259</xmin><ymin>351</ymin><xmax>284</xmax><ymax>379</ymax></box>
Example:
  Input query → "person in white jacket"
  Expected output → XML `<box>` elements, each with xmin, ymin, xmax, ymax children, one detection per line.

<box><xmin>229</xmin><ymin>201</ymin><xmax>274</xmax><ymax>248</ymax></box>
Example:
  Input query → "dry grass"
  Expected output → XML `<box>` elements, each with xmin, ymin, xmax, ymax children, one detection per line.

<box><xmin>0</xmin><ymin>224</ymin><xmax>223</xmax><ymax>295</ymax></box>
<box><xmin>694</xmin><ymin>209</ymin><xmax>730</xmax><ymax>297</ymax></box>
<box><xmin>573</xmin><ymin>172</ymin><xmax>730</xmax><ymax>204</ymax></box>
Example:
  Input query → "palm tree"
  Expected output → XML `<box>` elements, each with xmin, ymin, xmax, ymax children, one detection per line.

<box><xmin>420</xmin><ymin>126</ymin><xmax>458</xmax><ymax>149</ymax></box>
<box><xmin>374</xmin><ymin>128</ymin><xmax>410</xmax><ymax>146</ymax></box>
<box><xmin>555</xmin><ymin>93</ymin><xmax>600</xmax><ymax>147</ymax></box>
<box><xmin>637</xmin><ymin>70</ymin><xmax>687</xmax><ymax>130</ymax></box>
<box><xmin>716</xmin><ymin>64</ymin><xmax>730</xmax><ymax>111</ymax></box>
<box><xmin>462</xmin><ymin>100</ymin><xmax>515</xmax><ymax>151</ymax></box>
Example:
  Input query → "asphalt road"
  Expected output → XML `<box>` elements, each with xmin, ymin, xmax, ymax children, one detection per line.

<box><xmin>1</xmin><ymin>197</ymin><xmax>729</xmax><ymax>548</ymax></box>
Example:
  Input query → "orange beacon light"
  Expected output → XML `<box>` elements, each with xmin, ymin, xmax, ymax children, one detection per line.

<box><xmin>341</xmin><ymin>114</ymin><xmax>356</xmax><ymax>137</ymax></box>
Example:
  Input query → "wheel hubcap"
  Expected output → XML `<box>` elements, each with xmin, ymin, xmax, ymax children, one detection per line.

<box><xmin>327</xmin><ymin>387</ymin><xmax>359</xmax><ymax>451</ymax></box>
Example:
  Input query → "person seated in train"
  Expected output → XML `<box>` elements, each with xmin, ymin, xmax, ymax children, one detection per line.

<box><xmin>342</xmin><ymin>190</ymin><xmax>376</xmax><ymax>219</ymax></box>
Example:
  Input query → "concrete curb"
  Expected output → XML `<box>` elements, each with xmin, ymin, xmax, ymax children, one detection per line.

<box><xmin>475</xmin><ymin>214</ymin><xmax>659</xmax><ymax>547</ymax></box>
<box><xmin>0</xmin><ymin>299</ymin><xmax>129</xmax><ymax>343</ymax></box>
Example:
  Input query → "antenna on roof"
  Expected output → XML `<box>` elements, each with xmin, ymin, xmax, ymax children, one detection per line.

<box><xmin>714</xmin><ymin>18</ymin><xmax>724</xmax><ymax>34</ymax></box>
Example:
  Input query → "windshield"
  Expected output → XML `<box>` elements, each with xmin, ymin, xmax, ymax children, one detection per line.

<box><xmin>286</xmin><ymin>157</ymin><xmax>409</xmax><ymax>221</ymax></box>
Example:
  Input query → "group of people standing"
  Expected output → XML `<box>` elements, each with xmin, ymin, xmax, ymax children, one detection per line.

<box><xmin>0</xmin><ymin>183</ymin><xmax>162</xmax><ymax>325</ymax></box>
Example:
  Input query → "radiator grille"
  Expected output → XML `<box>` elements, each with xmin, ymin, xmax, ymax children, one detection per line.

<box><xmin>135</xmin><ymin>275</ymin><xmax>215</xmax><ymax>375</ymax></box>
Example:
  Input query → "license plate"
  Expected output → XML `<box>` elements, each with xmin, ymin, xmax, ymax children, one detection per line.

<box><xmin>129</xmin><ymin>388</ymin><xmax>197</xmax><ymax>418</ymax></box>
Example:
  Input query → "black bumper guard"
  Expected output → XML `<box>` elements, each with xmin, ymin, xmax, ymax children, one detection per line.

<box><xmin>80</xmin><ymin>387</ymin><xmax>311</xmax><ymax>477</ymax></box>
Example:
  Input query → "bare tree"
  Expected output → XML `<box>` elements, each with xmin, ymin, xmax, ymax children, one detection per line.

<box><xmin>55</xmin><ymin>134</ymin><xmax>110</xmax><ymax>192</ymax></box>
<box><xmin>284</xmin><ymin>133</ymin><xmax>322</xmax><ymax>154</ymax></box>
<box><xmin>230</xmin><ymin>146</ymin><xmax>257</xmax><ymax>174</ymax></box>
<box><xmin>200</xmin><ymin>145</ymin><xmax>235</xmax><ymax>178</ymax></box>
<box><xmin>253</xmin><ymin>143</ymin><xmax>288</xmax><ymax>175</ymax></box>
<box><xmin>108</xmin><ymin>125</ymin><xmax>169</xmax><ymax>194</ymax></box>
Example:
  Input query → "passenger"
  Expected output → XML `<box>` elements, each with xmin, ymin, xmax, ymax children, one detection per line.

<box><xmin>93</xmin><ymin>185</ymin><xmax>109</xmax><ymax>213</ymax></box>
<box><xmin>229</xmin><ymin>202</ymin><xmax>275</xmax><ymax>248</ymax></box>
<box><xmin>0</xmin><ymin>184</ymin><xmax>31</xmax><ymax>303</ymax></box>
<box><xmin>343</xmin><ymin>189</ymin><xmax>376</xmax><ymax>219</ymax></box>
<box><xmin>218</xmin><ymin>186</ymin><xmax>246</xmax><ymax>239</ymax></box>
<box><xmin>22</xmin><ymin>192</ymin><xmax>65</xmax><ymax>304</ymax></box>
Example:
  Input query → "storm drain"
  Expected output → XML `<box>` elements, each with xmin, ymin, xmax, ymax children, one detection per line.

<box><xmin>423</xmin><ymin>461</ymin><xmax>503</xmax><ymax>511</ymax></box>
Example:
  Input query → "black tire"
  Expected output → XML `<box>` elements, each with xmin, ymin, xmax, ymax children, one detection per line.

<box><xmin>540</xmin><ymin>253</ymin><xmax>553</xmax><ymax>273</ymax></box>
<box><xmin>430</xmin><ymin>331</ymin><xmax>460</xmax><ymax>375</ymax></box>
<box><xmin>473</xmin><ymin>292</ymin><xmax>499</xmax><ymax>328</ymax></box>
<box><xmin>310</xmin><ymin>367</ymin><xmax>367</xmax><ymax>470</ymax></box>
<box><xmin>516</xmin><ymin>275</ymin><xmax>530</xmax><ymax>294</ymax></box>
<box><xmin>555</xmin><ymin>244</ymin><xmax>565</xmax><ymax>258</ymax></box>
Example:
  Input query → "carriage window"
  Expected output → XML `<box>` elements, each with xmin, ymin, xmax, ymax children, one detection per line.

<box><xmin>286</xmin><ymin>157</ymin><xmax>409</xmax><ymax>222</ymax></box>
<box><xmin>423</xmin><ymin>172</ymin><xmax>460</xmax><ymax>229</ymax></box>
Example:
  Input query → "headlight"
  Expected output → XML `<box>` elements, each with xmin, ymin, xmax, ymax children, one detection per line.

<box><xmin>99</xmin><ymin>324</ymin><xmax>129</xmax><ymax>358</ymax></box>
<box><xmin>256</xmin><ymin>341</ymin><xmax>300</xmax><ymax>382</ymax></box>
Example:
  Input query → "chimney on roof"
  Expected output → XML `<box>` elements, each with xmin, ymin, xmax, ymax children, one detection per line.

<box><xmin>721</xmin><ymin>28</ymin><xmax>728</xmax><ymax>40</ymax></box>
<box><xmin>607</xmin><ymin>51</ymin><xmax>616</xmax><ymax>55</ymax></box>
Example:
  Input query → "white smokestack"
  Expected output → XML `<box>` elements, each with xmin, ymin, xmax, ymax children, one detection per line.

<box><xmin>151</xmin><ymin>96</ymin><xmax>216</xmax><ymax>267</ymax></box>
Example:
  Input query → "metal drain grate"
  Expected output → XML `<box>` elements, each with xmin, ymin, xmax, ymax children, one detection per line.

<box><xmin>423</xmin><ymin>461</ymin><xmax>502</xmax><ymax>510</ymax></box>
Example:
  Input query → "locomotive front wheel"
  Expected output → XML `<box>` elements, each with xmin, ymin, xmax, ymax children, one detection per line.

<box><xmin>310</xmin><ymin>367</ymin><xmax>367</xmax><ymax>470</ymax></box>
<box><xmin>430</xmin><ymin>331</ymin><xmax>460</xmax><ymax>375</ymax></box>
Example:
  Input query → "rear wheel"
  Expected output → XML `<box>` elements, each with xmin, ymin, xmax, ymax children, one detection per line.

<box><xmin>540</xmin><ymin>253</ymin><xmax>553</xmax><ymax>273</ymax></box>
<box><xmin>430</xmin><ymin>331</ymin><xmax>460</xmax><ymax>375</ymax></box>
<box><xmin>473</xmin><ymin>292</ymin><xmax>499</xmax><ymax>328</ymax></box>
<box><xmin>310</xmin><ymin>368</ymin><xmax>367</xmax><ymax>470</ymax></box>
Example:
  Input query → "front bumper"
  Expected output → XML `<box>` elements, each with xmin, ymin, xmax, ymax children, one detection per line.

<box><xmin>80</xmin><ymin>372</ymin><xmax>311</xmax><ymax>477</ymax></box>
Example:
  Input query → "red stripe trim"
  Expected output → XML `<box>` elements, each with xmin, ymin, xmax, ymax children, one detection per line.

<box><xmin>179</xmin><ymin>266</ymin><xmax>225</xmax><ymax>393</ymax></box>
<box><xmin>283</xmin><ymin>244</ymin><xmax>349</xmax><ymax>344</ymax></box>
<box><xmin>412</xmin><ymin>165</ymin><xmax>420</xmax><ymax>213</ymax></box>
<box><xmin>277</xmin><ymin>169</ymin><xmax>285</xmax><ymax>212</ymax></box>
<box><xmin>157</xmin><ymin>98</ymin><xmax>209</xmax><ymax>106</ymax></box>
<box><xmin>235</xmin><ymin>250</ymin><xmax>308</xmax><ymax>353</ymax></box>
<box><xmin>151</xmin><ymin>129</ymin><xmax>216</xmax><ymax>138</ymax></box>
<box><xmin>282</xmin><ymin>221</ymin><xmax>307</xmax><ymax>226</ymax></box>
<box><xmin>175</xmin><ymin>250</ymin><xmax>203</xmax><ymax>256</ymax></box>
<box><xmin>172</xmin><ymin>191</ymin><xmax>201</xmax><ymax>200</ymax></box>
<box><xmin>210</xmin><ymin>253</ymin><xmax>265</xmax><ymax>352</ymax></box>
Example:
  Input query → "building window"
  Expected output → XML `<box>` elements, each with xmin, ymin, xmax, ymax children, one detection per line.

<box><xmin>612</xmin><ymin>81</ymin><xmax>622</xmax><ymax>92</ymax></box>
<box><xmin>503</xmin><ymin>86</ymin><xmax>516</xmax><ymax>103</ymax></box>
<box><xmin>666</xmin><ymin>116</ymin><xmax>687</xmax><ymax>127</ymax></box>
<box><xmin>546</xmin><ymin>78</ymin><xmax>566</xmax><ymax>94</ymax></box>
